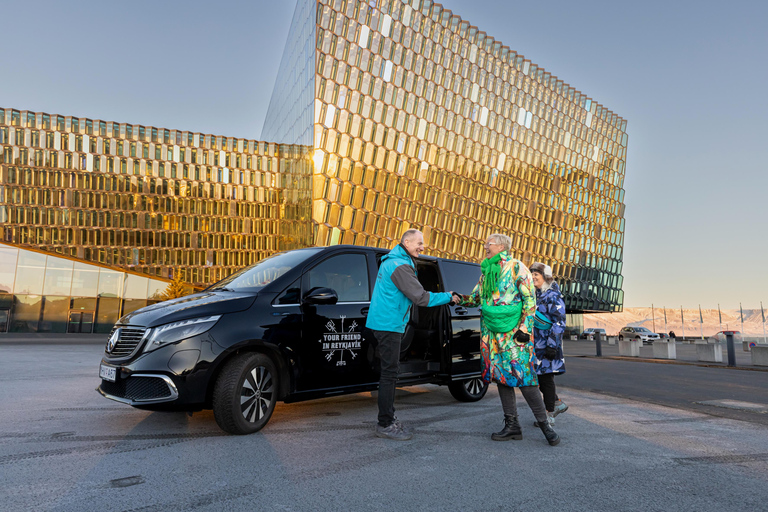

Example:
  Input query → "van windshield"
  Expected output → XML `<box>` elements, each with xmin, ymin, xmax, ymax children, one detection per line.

<box><xmin>207</xmin><ymin>248</ymin><xmax>323</xmax><ymax>293</ymax></box>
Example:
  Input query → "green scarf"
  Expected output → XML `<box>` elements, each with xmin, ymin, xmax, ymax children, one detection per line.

<box><xmin>480</xmin><ymin>251</ymin><xmax>522</xmax><ymax>333</ymax></box>
<box><xmin>480</xmin><ymin>251</ymin><xmax>504</xmax><ymax>303</ymax></box>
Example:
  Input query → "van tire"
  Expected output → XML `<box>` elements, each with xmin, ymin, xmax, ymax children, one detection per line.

<box><xmin>213</xmin><ymin>353</ymin><xmax>278</xmax><ymax>435</ymax></box>
<box><xmin>448</xmin><ymin>377</ymin><xmax>488</xmax><ymax>402</ymax></box>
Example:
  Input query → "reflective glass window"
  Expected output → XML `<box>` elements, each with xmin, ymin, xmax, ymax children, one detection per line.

<box><xmin>0</xmin><ymin>245</ymin><xmax>19</xmax><ymax>294</ymax></box>
<box><xmin>40</xmin><ymin>296</ymin><xmax>69</xmax><ymax>333</ymax></box>
<box><xmin>43</xmin><ymin>257</ymin><xmax>74</xmax><ymax>296</ymax></box>
<box><xmin>71</xmin><ymin>297</ymin><xmax>97</xmax><ymax>312</ymax></box>
<box><xmin>148</xmin><ymin>279</ymin><xmax>167</xmax><ymax>301</ymax></box>
<box><xmin>71</xmin><ymin>262</ymin><xmax>99</xmax><ymax>297</ymax></box>
<box><xmin>97</xmin><ymin>270</ymin><xmax>123</xmax><ymax>298</ymax></box>
<box><xmin>95</xmin><ymin>297</ymin><xmax>120</xmax><ymax>333</ymax></box>
<box><xmin>123</xmin><ymin>274</ymin><xmax>149</xmax><ymax>299</ymax></box>
<box><xmin>11</xmin><ymin>294</ymin><xmax>42</xmax><ymax>332</ymax></box>
<box><xmin>13</xmin><ymin>250</ymin><xmax>46</xmax><ymax>295</ymax></box>
<box><xmin>122</xmin><ymin>299</ymin><xmax>148</xmax><ymax>316</ymax></box>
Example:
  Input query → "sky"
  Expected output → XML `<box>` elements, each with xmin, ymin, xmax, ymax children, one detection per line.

<box><xmin>1</xmin><ymin>0</ymin><xmax>766</xmax><ymax>311</ymax></box>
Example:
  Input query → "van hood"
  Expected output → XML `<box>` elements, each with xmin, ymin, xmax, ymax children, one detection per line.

<box><xmin>118</xmin><ymin>292</ymin><xmax>257</xmax><ymax>328</ymax></box>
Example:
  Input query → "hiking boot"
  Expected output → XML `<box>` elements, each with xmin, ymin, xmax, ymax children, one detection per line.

<box><xmin>533</xmin><ymin>412</ymin><xmax>555</xmax><ymax>428</ymax></box>
<box><xmin>491</xmin><ymin>414</ymin><xmax>522</xmax><ymax>441</ymax></box>
<box><xmin>375</xmin><ymin>421</ymin><xmax>413</xmax><ymax>441</ymax></box>
<box><xmin>552</xmin><ymin>400</ymin><xmax>569</xmax><ymax>418</ymax></box>
<box><xmin>538</xmin><ymin>419</ymin><xmax>561</xmax><ymax>446</ymax></box>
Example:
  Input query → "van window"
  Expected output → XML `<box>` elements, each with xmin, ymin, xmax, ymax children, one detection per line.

<box><xmin>275</xmin><ymin>278</ymin><xmax>301</xmax><ymax>305</ymax></box>
<box><xmin>307</xmin><ymin>254</ymin><xmax>370</xmax><ymax>302</ymax></box>
<box><xmin>208</xmin><ymin>248</ymin><xmax>322</xmax><ymax>293</ymax></box>
<box><xmin>439</xmin><ymin>260</ymin><xmax>481</xmax><ymax>296</ymax></box>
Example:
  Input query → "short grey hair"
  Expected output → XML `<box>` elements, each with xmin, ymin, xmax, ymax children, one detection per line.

<box><xmin>401</xmin><ymin>229</ymin><xmax>422</xmax><ymax>244</ymax></box>
<box><xmin>486</xmin><ymin>233</ymin><xmax>511</xmax><ymax>252</ymax></box>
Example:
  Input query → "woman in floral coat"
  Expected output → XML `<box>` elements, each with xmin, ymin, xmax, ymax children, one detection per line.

<box><xmin>530</xmin><ymin>262</ymin><xmax>568</xmax><ymax>428</ymax></box>
<box><xmin>456</xmin><ymin>234</ymin><xmax>559</xmax><ymax>446</ymax></box>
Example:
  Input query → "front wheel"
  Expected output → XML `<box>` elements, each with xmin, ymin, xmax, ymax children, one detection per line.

<box><xmin>448</xmin><ymin>377</ymin><xmax>488</xmax><ymax>402</ymax></box>
<box><xmin>213</xmin><ymin>353</ymin><xmax>278</xmax><ymax>435</ymax></box>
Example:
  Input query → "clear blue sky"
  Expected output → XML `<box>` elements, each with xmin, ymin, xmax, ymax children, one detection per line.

<box><xmin>1</xmin><ymin>0</ymin><xmax>766</xmax><ymax>310</ymax></box>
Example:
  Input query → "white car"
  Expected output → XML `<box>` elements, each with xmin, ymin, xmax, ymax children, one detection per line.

<box><xmin>618</xmin><ymin>326</ymin><xmax>660</xmax><ymax>344</ymax></box>
<box><xmin>581</xmin><ymin>328</ymin><xmax>606</xmax><ymax>340</ymax></box>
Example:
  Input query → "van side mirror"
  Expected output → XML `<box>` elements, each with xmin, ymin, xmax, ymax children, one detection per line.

<box><xmin>303</xmin><ymin>287</ymin><xmax>338</xmax><ymax>305</ymax></box>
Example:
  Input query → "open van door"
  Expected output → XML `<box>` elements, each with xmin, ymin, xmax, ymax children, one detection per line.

<box><xmin>437</xmin><ymin>259</ymin><xmax>482</xmax><ymax>378</ymax></box>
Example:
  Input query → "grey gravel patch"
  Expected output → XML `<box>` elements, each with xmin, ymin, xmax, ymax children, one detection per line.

<box><xmin>674</xmin><ymin>453</ymin><xmax>768</xmax><ymax>465</ymax></box>
<box><xmin>695</xmin><ymin>400</ymin><xmax>768</xmax><ymax>413</ymax></box>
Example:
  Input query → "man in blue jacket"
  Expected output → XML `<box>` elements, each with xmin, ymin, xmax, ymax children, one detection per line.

<box><xmin>366</xmin><ymin>229</ymin><xmax>458</xmax><ymax>440</ymax></box>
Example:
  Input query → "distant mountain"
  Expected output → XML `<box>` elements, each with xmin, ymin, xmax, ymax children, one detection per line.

<box><xmin>584</xmin><ymin>307</ymin><xmax>767</xmax><ymax>337</ymax></box>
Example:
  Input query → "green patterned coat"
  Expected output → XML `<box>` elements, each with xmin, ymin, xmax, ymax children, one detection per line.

<box><xmin>458</xmin><ymin>252</ymin><xmax>538</xmax><ymax>387</ymax></box>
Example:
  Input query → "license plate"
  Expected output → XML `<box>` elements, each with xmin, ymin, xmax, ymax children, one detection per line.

<box><xmin>100</xmin><ymin>363</ymin><xmax>117</xmax><ymax>382</ymax></box>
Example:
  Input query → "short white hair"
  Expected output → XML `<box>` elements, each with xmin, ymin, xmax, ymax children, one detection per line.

<box><xmin>401</xmin><ymin>229</ymin><xmax>422</xmax><ymax>244</ymax></box>
<box><xmin>486</xmin><ymin>233</ymin><xmax>511</xmax><ymax>252</ymax></box>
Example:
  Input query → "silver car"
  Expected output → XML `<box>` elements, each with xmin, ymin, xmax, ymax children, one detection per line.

<box><xmin>618</xmin><ymin>326</ymin><xmax>660</xmax><ymax>344</ymax></box>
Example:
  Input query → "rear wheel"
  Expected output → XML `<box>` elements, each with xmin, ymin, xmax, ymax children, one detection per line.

<box><xmin>448</xmin><ymin>377</ymin><xmax>488</xmax><ymax>402</ymax></box>
<box><xmin>213</xmin><ymin>353</ymin><xmax>278</xmax><ymax>435</ymax></box>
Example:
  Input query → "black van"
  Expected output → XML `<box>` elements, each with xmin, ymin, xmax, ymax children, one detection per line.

<box><xmin>98</xmin><ymin>245</ymin><xmax>487</xmax><ymax>434</ymax></box>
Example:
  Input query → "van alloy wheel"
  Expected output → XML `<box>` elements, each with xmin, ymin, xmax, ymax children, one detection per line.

<box><xmin>213</xmin><ymin>353</ymin><xmax>278</xmax><ymax>435</ymax></box>
<box><xmin>448</xmin><ymin>377</ymin><xmax>488</xmax><ymax>402</ymax></box>
<box><xmin>241</xmin><ymin>365</ymin><xmax>274</xmax><ymax>423</ymax></box>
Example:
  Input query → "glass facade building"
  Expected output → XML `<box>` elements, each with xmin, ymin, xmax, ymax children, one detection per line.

<box><xmin>0</xmin><ymin>0</ymin><xmax>627</xmax><ymax>333</ymax></box>
<box><xmin>0</xmin><ymin>242</ymin><xmax>171</xmax><ymax>333</ymax></box>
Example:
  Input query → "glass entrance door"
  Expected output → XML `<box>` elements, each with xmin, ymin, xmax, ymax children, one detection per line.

<box><xmin>67</xmin><ymin>311</ymin><xmax>95</xmax><ymax>333</ymax></box>
<box><xmin>0</xmin><ymin>309</ymin><xmax>9</xmax><ymax>333</ymax></box>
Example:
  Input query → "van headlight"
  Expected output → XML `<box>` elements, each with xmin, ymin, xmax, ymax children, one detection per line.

<box><xmin>143</xmin><ymin>315</ymin><xmax>221</xmax><ymax>353</ymax></box>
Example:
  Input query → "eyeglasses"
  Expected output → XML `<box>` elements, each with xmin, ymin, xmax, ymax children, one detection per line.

<box><xmin>483</xmin><ymin>242</ymin><xmax>500</xmax><ymax>249</ymax></box>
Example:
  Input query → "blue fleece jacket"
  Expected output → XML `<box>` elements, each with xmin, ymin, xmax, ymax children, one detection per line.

<box><xmin>366</xmin><ymin>244</ymin><xmax>452</xmax><ymax>333</ymax></box>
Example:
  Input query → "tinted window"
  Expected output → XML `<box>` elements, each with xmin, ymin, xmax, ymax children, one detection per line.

<box><xmin>440</xmin><ymin>260</ymin><xmax>481</xmax><ymax>296</ymax></box>
<box><xmin>308</xmin><ymin>253</ymin><xmax>369</xmax><ymax>302</ymax></box>
<box><xmin>208</xmin><ymin>248</ymin><xmax>323</xmax><ymax>293</ymax></box>
<box><xmin>275</xmin><ymin>278</ymin><xmax>301</xmax><ymax>305</ymax></box>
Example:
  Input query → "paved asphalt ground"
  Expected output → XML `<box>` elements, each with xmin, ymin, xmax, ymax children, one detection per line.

<box><xmin>2</xmin><ymin>343</ymin><xmax>767</xmax><ymax>512</ymax></box>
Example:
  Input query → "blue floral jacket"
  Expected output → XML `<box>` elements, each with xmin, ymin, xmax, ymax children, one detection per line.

<box><xmin>534</xmin><ymin>281</ymin><xmax>566</xmax><ymax>375</ymax></box>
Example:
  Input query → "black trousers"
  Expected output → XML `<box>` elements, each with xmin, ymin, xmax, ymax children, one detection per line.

<box><xmin>373</xmin><ymin>330</ymin><xmax>401</xmax><ymax>427</ymax></box>
<box><xmin>538</xmin><ymin>373</ymin><xmax>559</xmax><ymax>412</ymax></box>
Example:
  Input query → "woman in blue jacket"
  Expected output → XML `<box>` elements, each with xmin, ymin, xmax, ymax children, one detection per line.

<box><xmin>530</xmin><ymin>262</ymin><xmax>568</xmax><ymax>427</ymax></box>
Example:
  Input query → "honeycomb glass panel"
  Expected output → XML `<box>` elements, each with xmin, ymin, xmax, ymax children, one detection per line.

<box><xmin>0</xmin><ymin>0</ymin><xmax>627</xmax><ymax>333</ymax></box>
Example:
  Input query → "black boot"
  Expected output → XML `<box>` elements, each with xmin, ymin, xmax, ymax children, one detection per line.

<box><xmin>538</xmin><ymin>419</ymin><xmax>560</xmax><ymax>446</ymax></box>
<box><xmin>491</xmin><ymin>415</ymin><xmax>522</xmax><ymax>441</ymax></box>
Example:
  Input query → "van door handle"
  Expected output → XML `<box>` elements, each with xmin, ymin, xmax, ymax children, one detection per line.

<box><xmin>361</xmin><ymin>307</ymin><xmax>369</xmax><ymax>316</ymax></box>
<box><xmin>454</xmin><ymin>307</ymin><xmax>467</xmax><ymax>315</ymax></box>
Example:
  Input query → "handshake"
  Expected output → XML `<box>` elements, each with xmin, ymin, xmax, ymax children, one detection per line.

<box><xmin>450</xmin><ymin>292</ymin><xmax>462</xmax><ymax>305</ymax></box>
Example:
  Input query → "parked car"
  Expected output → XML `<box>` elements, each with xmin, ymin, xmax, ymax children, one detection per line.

<box><xmin>713</xmin><ymin>330</ymin><xmax>743</xmax><ymax>343</ymax></box>
<box><xmin>580</xmin><ymin>328</ymin><xmax>606</xmax><ymax>339</ymax></box>
<box><xmin>618</xmin><ymin>326</ymin><xmax>660</xmax><ymax>344</ymax></box>
<box><xmin>98</xmin><ymin>245</ymin><xmax>488</xmax><ymax>434</ymax></box>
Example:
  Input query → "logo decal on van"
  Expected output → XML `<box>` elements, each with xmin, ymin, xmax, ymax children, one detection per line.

<box><xmin>319</xmin><ymin>315</ymin><xmax>362</xmax><ymax>366</ymax></box>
